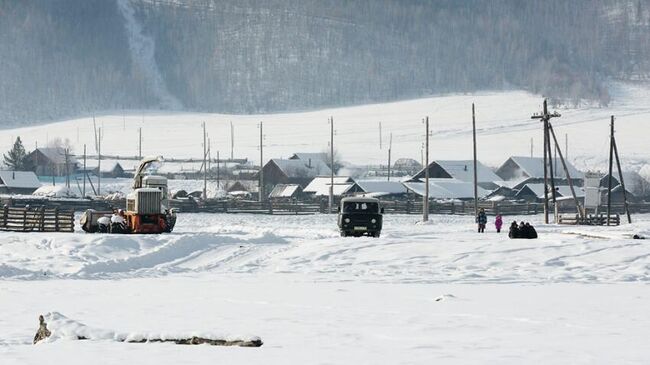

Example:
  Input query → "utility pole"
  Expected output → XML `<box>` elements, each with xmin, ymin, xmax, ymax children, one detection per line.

<box><xmin>217</xmin><ymin>150</ymin><xmax>221</xmax><ymax>190</ymax></box>
<box><xmin>612</xmin><ymin>123</ymin><xmax>632</xmax><ymax>224</ymax></box>
<box><xmin>549</xmin><ymin>124</ymin><xmax>584</xmax><ymax>219</ymax></box>
<box><xmin>472</xmin><ymin>103</ymin><xmax>479</xmax><ymax>219</ymax></box>
<box><xmin>82</xmin><ymin>144</ymin><xmax>86</xmax><ymax>197</ymax></box>
<box><xmin>607</xmin><ymin>117</ymin><xmax>614</xmax><ymax>226</ymax></box>
<box><xmin>387</xmin><ymin>133</ymin><xmax>392</xmax><ymax>181</ymax></box>
<box><xmin>546</xmin><ymin>117</ymin><xmax>558</xmax><ymax>220</ymax></box>
<box><xmin>565</xmin><ymin>133</ymin><xmax>568</xmax><ymax>162</ymax></box>
<box><xmin>64</xmin><ymin>148</ymin><xmax>70</xmax><ymax>188</ymax></box>
<box><xmin>230</xmin><ymin>121</ymin><xmax>234</xmax><ymax>160</ymax></box>
<box><xmin>202</xmin><ymin>122</ymin><xmax>207</xmax><ymax>200</ymax></box>
<box><xmin>531</xmin><ymin>99</ymin><xmax>561</xmax><ymax>224</ymax></box>
<box><xmin>607</xmin><ymin>116</ymin><xmax>632</xmax><ymax>224</ymax></box>
<box><xmin>329</xmin><ymin>117</ymin><xmax>334</xmax><ymax>213</ymax></box>
<box><xmin>423</xmin><ymin>117</ymin><xmax>430</xmax><ymax>222</ymax></box>
<box><xmin>259</xmin><ymin>122</ymin><xmax>264</xmax><ymax>202</ymax></box>
<box><xmin>138</xmin><ymin>127</ymin><xmax>142</xmax><ymax>159</ymax></box>
<box><xmin>98</xmin><ymin>128</ymin><xmax>101</xmax><ymax>196</ymax></box>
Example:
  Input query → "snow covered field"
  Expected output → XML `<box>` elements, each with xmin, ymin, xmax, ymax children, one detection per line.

<box><xmin>1</xmin><ymin>213</ymin><xmax>649</xmax><ymax>363</ymax></box>
<box><xmin>1</xmin><ymin>82</ymin><xmax>650</xmax><ymax>173</ymax></box>
<box><xmin>1</xmin><ymin>85</ymin><xmax>650</xmax><ymax>363</ymax></box>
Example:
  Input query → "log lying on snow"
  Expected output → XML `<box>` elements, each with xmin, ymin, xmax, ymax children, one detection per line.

<box><xmin>33</xmin><ymin>312</ymin><xmax>263</xmax><ymax>347</ymax></box>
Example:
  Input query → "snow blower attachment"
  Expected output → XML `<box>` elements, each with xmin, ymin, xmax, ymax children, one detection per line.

<box><xmin>33</xmin><ymin>312</ymin><xmax>263</xmax><ymax>347</ymax></box>
<box><xmin>81</xmin><ymin>156</ymin><xmax>177</xmax><ymax>234</ymax></box>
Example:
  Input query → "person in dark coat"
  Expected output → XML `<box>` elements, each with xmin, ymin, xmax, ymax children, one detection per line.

<box><xmin>524</xmin><ymin>222</ymin><xmax>538</xmax><ymax>239</ymax></box>
<box><xmin>508</xmin><ymin>221</ymin><xmax>520</xmax><ymax>239</ymax></box>
<box><xmin>476</xmin><ymin>208</ymin><xmax>487</xmax><ymax>233</ymax></box>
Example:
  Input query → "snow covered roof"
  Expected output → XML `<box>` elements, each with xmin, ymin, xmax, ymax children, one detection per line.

<box><xmin>355</xmin><ymin>180</ymin><xmax>408</xmax><ymax>195</ymax></box>
<box><xmin>289</xmin><ymin>152</ymin><xmax>329</xmax><ymax>164</ymax></box>
<box><xmin>268</xmin><ymin>184</ymin><xmax>302</xmax><ymax>198</ymax></box>
<box><xmin>303</xmin><ymin>176</ymin><xmax>353</xmax><ymax>194</ymax></box>
<box><xmin>411</xmin><ymin>160</ymin><xmax>500</xmax><ymax>183</ymax></box>
<box><xmin>518</xmin><ymin>184</ymin><xmax>585</xmax><ymax>199</ymax></box>
<box><xmin>0</xmin><ymin>170</ymin><xmax>41</xmax><ymax>189</ymax></box>
<box><xmin>504</xmin><ymin>156</ymin><xmax>583</xmax><ymax>179</ymax></box>
<box><xmin>84</xmin><ymin>160</ymin><xmax>125</xmax><ymax>173</ymax></box>
<box><xmin>436</xmin><ymin>160</ymin><xmax>500</xmax><ymax>182</ymax></box>
<box><xmin>270</xmin><ymin>159</ymin><xmax>331</xmax><ymax>179</ymax></box>
<box><xmin>403</xmin><ymin>179</ymin><xmax>489</xmax><ymax>199</ymax></box>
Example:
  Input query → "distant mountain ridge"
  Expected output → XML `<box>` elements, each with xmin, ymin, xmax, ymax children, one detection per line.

<box><xmin>1</xmin><ymin>0</ymin><xmax>649</xmax><ymax>126</ymax></box>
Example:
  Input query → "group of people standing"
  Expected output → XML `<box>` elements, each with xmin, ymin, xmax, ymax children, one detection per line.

<box><xmin>508</xmin><ymin>221</ymin><xmax>538</xmax><ymax>239</ymax></box>
<box><xmin>475</xmin><ymin>208</ymin><xmax>537</xmax><ymax>239</ymax></box>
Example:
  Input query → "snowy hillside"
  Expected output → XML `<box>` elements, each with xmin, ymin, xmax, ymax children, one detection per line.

<box><xmin>1</xmin><ymin>82</ymin><xmax>650</xmax><ymax>173</ymax></box>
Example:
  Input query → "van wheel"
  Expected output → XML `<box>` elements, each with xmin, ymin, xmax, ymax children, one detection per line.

<box><xmin>371</xmin><ymin>232</ymin><xmax>380</xmax><ymax>238</ymax></box>
<box><xmin>340</xmin><ymin>231</ymin><xmax>347</xmax><ymax>237</ymax></box>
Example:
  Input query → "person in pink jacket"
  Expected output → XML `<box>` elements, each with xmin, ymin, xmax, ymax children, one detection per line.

<box><xmin>495</xmin><ymin>215</ymin><xmax>503</xmax><ymax>233</ymax></box>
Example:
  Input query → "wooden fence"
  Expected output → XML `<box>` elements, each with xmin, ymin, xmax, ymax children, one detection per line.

<box><xmin>558</xmin><ymin>213</ymin><xmax>621</xmax><ymax>226</ymax></box>
<box><xmin>0</xmin><ymin>206</ymin><xmax>75</xmax><ymax>232</ymax></box>
<box><xmin>1</xmin><ymin>195</ymin><xmax>648</xmax><ymax>218</ymax></box>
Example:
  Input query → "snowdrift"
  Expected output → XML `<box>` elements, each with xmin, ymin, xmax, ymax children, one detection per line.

<box><xmin>35</xmin><ymin>312</ymin><xmax>262</xmax><ymax>347</ymax></box>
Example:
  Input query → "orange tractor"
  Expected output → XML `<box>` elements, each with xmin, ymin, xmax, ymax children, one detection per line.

<box><xmin>81</xmin><ymin>157</ymin><xmax>177</xmax><ymax>234</ymax></box>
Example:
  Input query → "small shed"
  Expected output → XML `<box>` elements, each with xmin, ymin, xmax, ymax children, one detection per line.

<box><xmin>0</xmin><ymin>170</ymin><xmax>42</xmax><ymax>195</ymax></box>
<box><xmin>303</xmin><ymin>176</ymin><xmax>362</xmax><ymax>197</ymax></box>
<box><xmin>268</xmin><ymin>184</ymin><xmax>304</xmax><ymax>200</ymax></box>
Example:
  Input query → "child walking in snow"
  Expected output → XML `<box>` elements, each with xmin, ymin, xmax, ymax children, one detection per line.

<box><xmin>476</xmin><ymin>208</ymin><xmax>487</xmax><ymax>233</ymax></box>
<box><xmin>495</xmin><ymin>215</ymin><xmax>503</xmax><ymax>233</ymax></box>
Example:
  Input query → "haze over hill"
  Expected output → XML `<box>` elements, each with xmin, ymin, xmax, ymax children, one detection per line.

<box><xmin>1</xmin><ymin>0</ymin><xmax>650</xmax><ymax>126</ymax></box>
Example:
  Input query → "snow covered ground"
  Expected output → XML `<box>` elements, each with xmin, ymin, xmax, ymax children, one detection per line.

<box><xmin>1</xmin><ymin>85</ymin><xmax>650</xmax><ymax>363</ymax></box>
<box><xmin>1</xmin><ymin>213</ymin><xmax>649</xmax><ymax>363</ymax></box>
<box><xmin>1</xmin><ymin>82</ymin><xmax>650</xmax><ymax>173</ymax></box>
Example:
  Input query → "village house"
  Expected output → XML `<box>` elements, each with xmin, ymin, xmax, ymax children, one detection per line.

<box><xmin>258</xmin><ymin>158</ymin><xmax>332</xmax><ymax>194</ymax></box>
<box><xmin>354</xmin><ymin>180</ymin><xmax>409</xmax><ymax>200</ymax></box>
<box><xmin>408</xmin><ymin>160</ymin><xmax>501</xmax><ymax>190</ymax></box>
<box><xmin>496</xmin><ymin>156</ymin><xmax>583</xmax><ymax>182</ymax></box>
<box><xmin>403</xmin><ymin>178</ymin><xmax>489</xmax><ymax>200</ymax></box>
<box><xmin>26</xmin><ymin>147</ymin><xmax>79</xmax><ymax>177</ymax></box>
<box><xmin>303</xmin><ymin>176</ymin><xmax>362</xmax><ymax>198</ymax></box>
<box><xmin>0</xmin><ymin>170</ymin><xmax>42</xmax><ymax>195</ymax></box>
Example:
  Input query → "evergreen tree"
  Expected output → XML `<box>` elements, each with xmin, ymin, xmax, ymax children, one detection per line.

<box><xmin>3</xmin><ymin>137</ymin><xmax>28</xmax><ymax>170</ymax></box>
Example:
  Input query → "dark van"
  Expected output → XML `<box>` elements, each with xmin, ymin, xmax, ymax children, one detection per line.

<box><xmin>337</xmin><ymin>197</ymin><xmax>384</xmax><ymax>237</ymax></box>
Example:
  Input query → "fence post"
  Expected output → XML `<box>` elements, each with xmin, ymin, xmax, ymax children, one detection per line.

<box><xmin>54</xmin><ymin>208</ymin><xmax>59</xmax><ymax>232</ymax></box>
<box><xmin>40</xmin><ymin>207</ymin><xmax>45</xmax><ymax>231</ymax></box>
<box><xmin>2</xmin><ymin>205</ymin><xmax>7</xmax><ymax>229</ymax></box>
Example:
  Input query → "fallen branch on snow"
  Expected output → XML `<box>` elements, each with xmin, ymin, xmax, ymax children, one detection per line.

<box><xmin>33</xmin><ymin>312</ymin><xmax>263</xmax><ymax>347</ymax></box>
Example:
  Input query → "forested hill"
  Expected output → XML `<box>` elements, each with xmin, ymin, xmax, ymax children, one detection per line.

<box><xmin>1</xmin><ymin>0</ymin><xmax>649</xmax><ymax>126</ymax></box>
